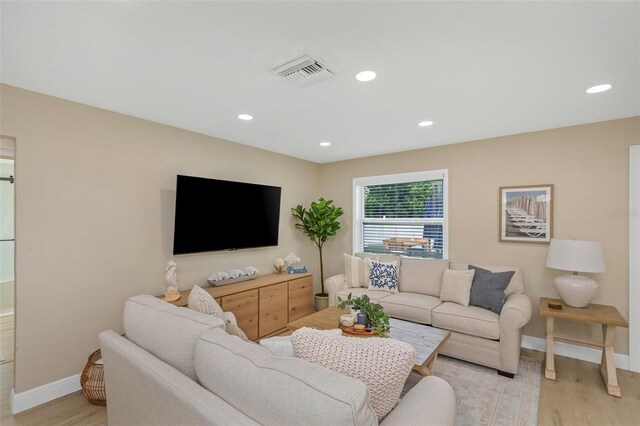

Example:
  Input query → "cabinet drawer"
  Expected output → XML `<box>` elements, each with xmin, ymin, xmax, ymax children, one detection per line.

<box><xmin>221</xmin><ymin>289</ymin><xmax>259</xmax><ymax>341</ymax></box>
<box><xmin>288</xmin><ymin>276</ymin><xmax>314</xmax><ymax>322</ymax></box>
<box><xmin>259</xmin><ymin>283</ymin><xmax>288</xmax><ymax>337</ymax></box>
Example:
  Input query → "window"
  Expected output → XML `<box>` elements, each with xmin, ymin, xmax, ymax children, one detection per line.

<box><xmin>353</xmin><ymin>170</ymin><xmax>448</xmax><ymax>259</ymax></box>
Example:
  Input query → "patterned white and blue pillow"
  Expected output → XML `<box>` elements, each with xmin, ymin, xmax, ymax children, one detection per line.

<box><xmin>367</xmin><ymin>259</ymin><xmax>399</xmax><ymax>292</ymax></box>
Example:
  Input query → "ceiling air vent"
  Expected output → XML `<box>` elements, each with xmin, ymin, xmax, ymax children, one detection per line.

<box><xmin>269</xmin><ymin>52</ymin><xmax>335</xmax><ymax>88</ymax></box>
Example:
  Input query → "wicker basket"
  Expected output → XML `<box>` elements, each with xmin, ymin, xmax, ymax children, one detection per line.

<box><xmin>80</xmin><ymin>349</ymin><xmax>106</xmax><ymax>406</ymax></box>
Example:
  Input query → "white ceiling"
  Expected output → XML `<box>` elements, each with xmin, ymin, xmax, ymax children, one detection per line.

<box><xmin>1</xmin><ymin>1</ymin><xmax>638</xmax><ymax>163</ymax></box>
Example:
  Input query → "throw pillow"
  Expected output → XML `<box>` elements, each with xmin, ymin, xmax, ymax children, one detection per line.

<box><xmin>225</xmin><ymin>322</ymin><xmax>250</xmax><ymax>342</ymax></box>
<box><xmin>188</xmin><ymin>285</ymin><xmax>225</xmax><ymax>322</ymax></box>
<box><xmin>468</xmin><ymin>265</ymin><xmax>515</xmax><ymax>314</ymax></box>
<box><xmin>260</xmin><ymin>329</ymin><xmax>343</xmax><ymax>357</ymax></box>
<box><xmin>367</xmin><ymin>259</ymin><xmax>399</xmax><ymax>292</ymax></box>
<box><xmin>291</xmin><ymin>327</ymin><xmax>415</xmax><ymax>421</ymax></box>
<box><xmin>344</xmin><ymin>253</ymin><xmax>370</xmax><ymax>288</ymax></box>
<box><xmin>439</xmin><ymin>268</ymin><xmax>475</xmax><ymax>307</ymax></box>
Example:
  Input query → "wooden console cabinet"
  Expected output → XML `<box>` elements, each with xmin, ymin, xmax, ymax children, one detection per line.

<box><xmin>164</xmin><ymin>273</ymin><xmax>314</xmax><ymax>341</ymax></box>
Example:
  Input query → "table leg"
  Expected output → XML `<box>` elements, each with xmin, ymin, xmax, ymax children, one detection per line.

<box><xmin>415</xmin><ymin>353</ymin><xmax>438</xmax><ymax>376</ymax></box>
<box><xmin>545</xmin><ymin>316</ymin><xmax>556</xmax><ymax>380</ymax></box>
<box><xmin>599</xmin><ymin>325</ymin><xmax>622</xmax><ymax>397</ymax></box>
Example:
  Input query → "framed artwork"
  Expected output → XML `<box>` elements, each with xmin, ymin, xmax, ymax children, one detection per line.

<box><xmin>499</xmin><ymin>184</ymin><xmax>553</xmax><ymax>244</ymax></box>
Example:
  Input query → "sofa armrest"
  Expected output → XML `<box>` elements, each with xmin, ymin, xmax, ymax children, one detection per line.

<box><xmin>223</xmin><ymin>311</ymin><xmax>237</xmax><ymax>328</ymax></box>
<box><xmin>325</xmin><ymin>274</ymin><xmax>346</xmax><ymax>306</ymax></box>
<box><xmin>498</xmin><ymin>293</ymin><xmax>533</xmax><ymax>374</ymax></box>
<box><xmin>380</xmin><ymin>376</ymin><xmax>456</xmax><ymax>426</ymax></box>
<box><xmin>99</xmin><ymin>330</ymin><xmax>257</xmax><ymax>425</ymax></box>
<box><xmin>500</xmin><ymin>293</ymin><xmax>532</xmax><ymax>329</ymax></box>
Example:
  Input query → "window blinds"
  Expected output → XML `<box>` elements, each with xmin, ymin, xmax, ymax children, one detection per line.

<box><xmin>361</xmin><ymin>179</ymin><xmax>444</xmax><ymax>259</ymax></box>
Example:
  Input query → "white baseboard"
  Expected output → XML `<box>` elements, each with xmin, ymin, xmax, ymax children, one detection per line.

<box><xmin>10</xmin><ymin>374</ymin><xmax>81</xmax><ymax>414</ymax></box>
<box><xmin>0</xmin><ymin>309</ymin><xmax>15</xmax><ymax>317</ymax></box>
<box><xmin>521</xmin><ymin>335</ymin><xmax>630</xmax><ymax>370</ymax></box>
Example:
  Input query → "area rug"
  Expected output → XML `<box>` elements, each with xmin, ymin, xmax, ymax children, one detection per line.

<box><xmin>402</xmin><ymin>356</ymin><xmax>541</xmax><ymax>426</ymax></box>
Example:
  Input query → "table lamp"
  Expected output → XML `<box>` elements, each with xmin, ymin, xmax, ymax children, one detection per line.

<box><xmin>545</xmin><ymin>239</ymin><xmax>605</xmax><ymax>308</ymax></box>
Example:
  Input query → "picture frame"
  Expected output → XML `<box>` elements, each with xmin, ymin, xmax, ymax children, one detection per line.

<box><xmin>499</xmin><ymin>184</ymin><xmax>553</xmax><ymax>244</ymax></box>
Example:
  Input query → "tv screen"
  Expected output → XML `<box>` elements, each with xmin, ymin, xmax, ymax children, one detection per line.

<box><xmin>173</xmin><ymin>175</ymin><xmax>281</xmax><ymax>254</ymax></box>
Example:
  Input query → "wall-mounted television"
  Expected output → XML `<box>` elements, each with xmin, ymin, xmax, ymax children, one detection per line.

<box><xmin>173</xmin><ymin>175</ymin><xmax>281</xmax><ymax>255</ymax></box>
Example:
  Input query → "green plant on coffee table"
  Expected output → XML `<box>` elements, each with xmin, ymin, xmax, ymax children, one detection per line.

<box><xmin>337</xmin><ymin>293</ymin><xmax>390</xmax><ymax>336</ymax></box>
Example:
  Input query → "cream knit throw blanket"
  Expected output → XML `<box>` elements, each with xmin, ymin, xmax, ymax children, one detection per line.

<box><xmin>291</xmin><ymin>327</ymin><xmax>415</xmax><ymax>420</ymax></box>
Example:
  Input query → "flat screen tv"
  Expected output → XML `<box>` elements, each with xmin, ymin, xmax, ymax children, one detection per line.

<box><xmin>173</xmin><ymin>175</ymin><xmax>281</xmax><ymax>255</ymax></box>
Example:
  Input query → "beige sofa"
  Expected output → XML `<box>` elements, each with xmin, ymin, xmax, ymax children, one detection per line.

<box><xmin>325</xmin><ymin>255</ymin><xmax>533</xmax><ymax>376</ymax></box>
<box><xmin>100</xmin><ymin>294</ymin><xmax>456</xmax><ymax>425</ymax></box>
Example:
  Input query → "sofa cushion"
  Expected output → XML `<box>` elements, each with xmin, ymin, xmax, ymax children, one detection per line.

<box><xmin>195</xmin><ymin>328</ymin><xmax>378</xmax><ymax>426</ymax></box>
<box><xmin>188</xmin><ymin>284</ymin><xmax>225</xmax><ymax>321</ymax></box>
<box><xmin>468</xmin><ymin>265</ymin><xmax>515</xmax><ymax>314</ymax></box>
<box><xmin>439</xmin><ymin>269</ymin><xmax>475</xmax><ymax>307</ymax></box>
<box><xmin>337</xmin><ymin>287</ymin><xmax>394</xmax><ymax>304</ymax></box>
<box><xmin>259</xmin><ymin>329</ymin><xmax>343</xmax><ymax>358</ymax></box>
<box><xmin>379</xmin><ymin>292</ymin><xmax>443</xmax><ymax>324</ymax></box>
<box><xmin>378</xmin><ymin>254</ymin><xmax>402</xmax><ymax>266</ymax></box>
<box><xmin>123</xmin><ymin>294</ymin><xmax>224</xmax><ymax>381</ymax></box>
<box><xmin>367</xmin><ymin>259</ymin><xmax>400</xmax><ymax>293</ymax></box>
<box><xmin>355</xmin><ymin>252</ymin><xmax>378</xmax><ymax>261</ymax></box>
<box><xmin>344</xmin><ymin>253</ymin><xmax>369</xmax><ymax>288</ymax></box>
<box><xmin>450</xmin><ymin>262</ymin><xmax>524</xmax><ymax>296</ymax></box>
<box><xmin>399</xmin><ymin>257</ymin><xmax>449</xmax><ymax>296</ymax></box>
<box><xmin>291</xmin><ymin>327</ymin><xmax>415</xmax><ymax>421</ymax></box>
<box><xmin>431</xmin><ymin>302</ymin><xmax>500</xmax><ymax>340</ymax></box>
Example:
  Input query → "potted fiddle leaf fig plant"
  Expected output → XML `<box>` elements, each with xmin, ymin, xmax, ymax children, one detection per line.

<box><xmin>292</xmin><ymin>198</ymin><xmax>344</xmax><ymax>311</ymax></box>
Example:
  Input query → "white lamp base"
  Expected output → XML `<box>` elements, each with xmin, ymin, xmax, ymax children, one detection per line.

<box><xmin>554</xmin><ymin>274</ymin><xmax>598</xmax><ymax>308</ymax></box>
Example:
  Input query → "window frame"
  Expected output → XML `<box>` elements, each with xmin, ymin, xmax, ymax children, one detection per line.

<box><xmin>352</xmin><ymin>169</ymin><xmax>449</xmax><ymax>259</ymax></box>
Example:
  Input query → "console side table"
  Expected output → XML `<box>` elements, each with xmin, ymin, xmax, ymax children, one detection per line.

<box><xmin>539</xmin><ymin>297</ymin><xmax>629</xmax><ymax>397</ymax></box>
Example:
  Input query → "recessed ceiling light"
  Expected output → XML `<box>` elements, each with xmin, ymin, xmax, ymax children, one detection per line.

<box><xmin>238</xmin><ymin>114</ymin><xmax>253</xmax><ymax>121</ymax></box>
<box><xmin>355</xmin><ymin>71</ymin><xmax>376</xmax><ymax>82</ymax></box>
<box><xmin>418</xmin><ymin>121</ymin><xmax>434</xmax><ymax>127</ymax></box>
<box><xmin>319</xmin><ymin>141</ymin><xmax>331</xmax><ymax>147</ymax></box>
<box><xmin>586</xmin><ymin>84</ymin><xmax>612</xmax><ymax>94</ymax></box>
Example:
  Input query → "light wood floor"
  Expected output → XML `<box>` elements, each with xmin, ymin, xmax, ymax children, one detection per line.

<box><xmin>1</xmin><ymin>315</ymin><xmax>15</xmax><ymax>364</ymax></box>
<box><xmin>0</xmin><ymin>314</ymin><xmax>638</xmax><ymax>425</ymax></box>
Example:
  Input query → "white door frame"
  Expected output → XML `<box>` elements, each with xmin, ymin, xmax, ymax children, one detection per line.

<box><xmin>628</xmin><ymin>146</ymin><xmax>640</xmax><ymax>372</ymax></box>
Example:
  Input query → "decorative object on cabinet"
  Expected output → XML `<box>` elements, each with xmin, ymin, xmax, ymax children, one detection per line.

<box><xmin>164</xmin><ymin>260</ymin><xmax>180</xmax><ymax>301</ymax></box>
<box><xmin>274</xmin><ymin>258</ymin><xmax>285</xmax><ymax>274</ymax></box>
<box><xmin>207</xmin><ymin>267</ymin><xmax>259</xmax><ymax>287</ymax></box>
<box><xmin>284</xmin><ymin>252</ymin><xmax>301</xmax><ymax>266</ymax></box>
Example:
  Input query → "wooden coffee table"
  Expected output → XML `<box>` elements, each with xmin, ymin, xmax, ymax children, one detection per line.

<box><xmin>287</xmin><ymin>306</ymin><xmax>451</xmax><ymax>376</ymax></box>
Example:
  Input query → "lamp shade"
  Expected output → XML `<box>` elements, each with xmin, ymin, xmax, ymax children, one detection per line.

<box><xmin>545</xmin><ymin>239</ymin><xmax>605</xmax><ymax>273</ymax></box>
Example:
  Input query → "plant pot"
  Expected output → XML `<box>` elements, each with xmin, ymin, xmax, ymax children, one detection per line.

<box><xmin>314</xmin><ymin>294</ymin><xmax>329</xmax><ymax>311</ymax></box>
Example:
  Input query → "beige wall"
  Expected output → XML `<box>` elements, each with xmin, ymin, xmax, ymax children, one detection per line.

<box><xmin>0</xmin><ymin>85</ymin><xmax>322</xmax><ymax>392</ymax></box>
<box><xmin>2</xmin><ymin>82</ymin><xmax>638</xmax><ymax>393</ymax></box>
<box><xmin>320</xmin><ymin>117</ymin><xmax>640</xmax><ymax>355</ymax></box>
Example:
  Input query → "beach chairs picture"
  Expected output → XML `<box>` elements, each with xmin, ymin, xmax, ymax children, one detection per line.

<box><xmin>499</xmin><ymin>184</ymin><xmax>553</xmax><ymax>243</ymax></box>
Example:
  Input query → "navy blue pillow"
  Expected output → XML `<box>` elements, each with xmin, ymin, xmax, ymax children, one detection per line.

<box><xmin>468</xmin><ymin>266</ymin><xmax>515</xmax><ymax>315</ymax></box>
